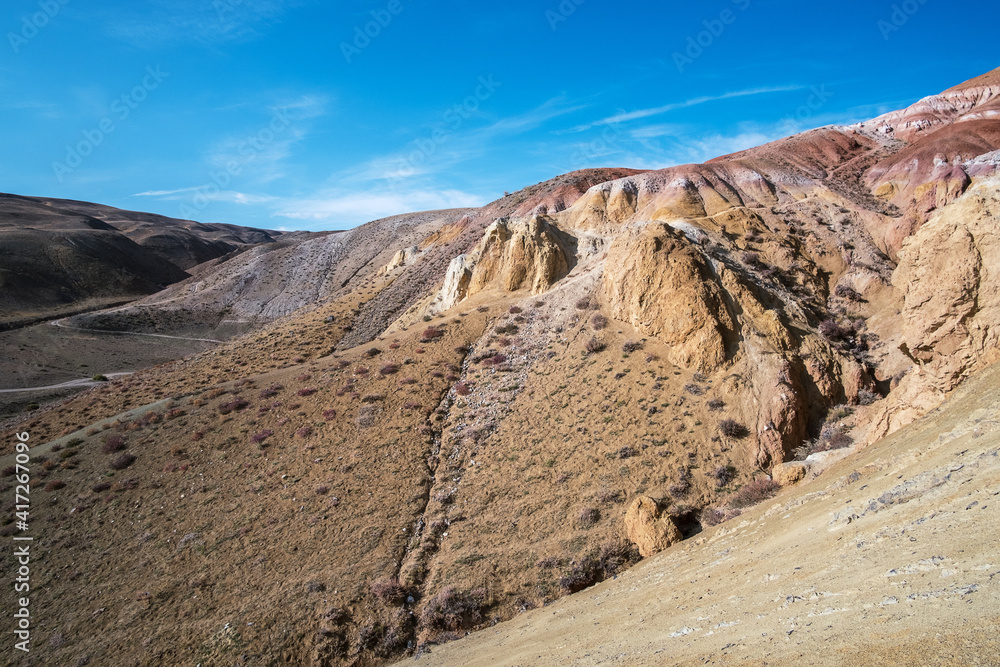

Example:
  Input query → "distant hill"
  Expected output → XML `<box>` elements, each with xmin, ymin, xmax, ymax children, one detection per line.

<box><xmin>0</xmin><ymin>193</ymin><xmax>285</xmax><ymax>328</ymax></box>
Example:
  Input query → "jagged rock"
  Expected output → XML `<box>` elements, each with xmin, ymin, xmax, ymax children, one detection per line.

<box><xmin>433</xmin><ymin>254</ymin><xmax>477</xmax><ymax>312</ymax></box>
<box><xmin>772</xmin><ymin>461</ymin><xmax>808</xmax><ymax>486</ymax></box>
<box><xmin>467</xmin><ymin>216</ymin><xmax>571</xmax><ymax>297</ymax></box>
<box><xmin>624</xmin><ymin>496</ymin><xmax>682</xmax><ymax>558</ymax></box>
<box><xmin>603</xmin><ymin>222</ymin><xmax>735</xmax><ymax>374</ymax></box>
<box><xmin>378</xmin><ymin>245</ymin><xmax>419</xmax><ymax>275</ymax></box>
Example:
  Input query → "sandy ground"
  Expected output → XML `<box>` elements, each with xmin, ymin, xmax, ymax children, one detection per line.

<box><xmin>398</xmin><ymin>362</ymin><xmax>1000</xmax><ymax>666</ymax></box>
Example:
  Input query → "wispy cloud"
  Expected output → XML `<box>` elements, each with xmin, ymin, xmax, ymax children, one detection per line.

<box><xmin>99</xmin><ymin>0</ymin><xmax>301</xmax><ymax>47</ymax></box>
<box><xmin>273</xmin><ymin>188</ymin><xmax>485</xmax><ymax>227</ymax></box>
<box><xmin>133</xmin><ymin>188</ymin><xmax>274</xmax><ymax>205</ymax></box>
<box><xmin>564</xmin><ymin>85</ymin><xmax>806</xmax><ymax>133</ymax></box>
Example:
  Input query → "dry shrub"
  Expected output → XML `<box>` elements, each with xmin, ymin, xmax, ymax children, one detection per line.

<box><xmin>718</xmin><ymin>418</ymin><xmax>748</xmax><ymax>438</ymax></box>
<box><xmin>379</xmin><ymin>363</ymin><xmax>400</xmax><ymax>376</ymax></box>
<box><xmin>371</xmin><ymin>577</ymin><xmax>407</xmax><ymax>603</ymax></box>
<box><xmin>109</xmin><ymin>453</ymin><xmax>136</xmax><ymax>470</ymax></box>
<box><xmin>250</xmin><ymin>429</ymin><xmax>273</xmax><ymax>445</ymax></box>
<box><xmin>585</xmin><ymin>337</ymin><xmax>605</xmax><ymax>354</ymax></box>
<box><xmin>726</xmin><ymin>478</ymin><xmax>780</xmax><ymax>509</ymax></box>
<box><xmin>322</xmin><ymin>408</ymin><xmax>337</xmax><ymax>420</ymax></box>
<box><xmin>622</xmin><ymin>340</ymin><xmax>643</xmax><ymax>353</ymax></box>
<box><xmin>419</xmin><ymin>586</ymin><xmax>485</xmax><ymax>631</ymax></box>
<box><xmin>44</xmin><ymin>480</ymin><xmax>66</xmax><ymax>491</ymax></box>
<box><xmin>454</xmin><ymin>381</ymin><xmax>472</xmax><ymax>396</ymax></box>
<box><xmin>707</xmin><ymin>398</ymin><xmax>725</xmax><ymax>411</ymax></box>
<box><xmin>576</xmin><ymin>506</ymin><xmax>600</xmax><ymax>528</ymax></box>
<box><xmin>218</xmin><ymin>398</ymin><xmax>249</xmax><ymax>415</ymax></box>
<box><xmin>297</xmin><ymin>387</ymin><xmax>317</xmax><ymax>397</ymax></box>
<box><xmin>101</xmin><ymin>434</ymin><xmax>126</xmax><ymax>453</ymax></box>
<box><xmin>590</xmin><ymin>313</ymin><xmax>608</xmax><ymax>330</ymax></box>
<box><xmin>296</xmin><ymin>427</ymin><xmax>313</xmax><ymax>438</ymax></box>
<box><xmin>421</xmin><ymin>327</ymin><xmax>444</xmax><ymax>342</ymax></box>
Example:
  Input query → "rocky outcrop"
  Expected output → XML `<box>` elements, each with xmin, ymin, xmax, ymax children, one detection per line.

<box><xmin>431</xmin><ymin>216</ymin><xmax>574</xmax><ymax>312</ymax></box>
<box><xmin>467</xmin><ymin>216</ymin><xmax>572</xmax><ymax>297</ymax></box>
<box><xmin>866</xmin><ymin>177</ymin><xmax>1000</xmax><ymax>442</ymax></box>
<box><xmin>603</xmin><ymin>222</ymin><xmax>735</xmax><ymax>375</ymax></box>
<box><xmin>624</xmin><ymin>496</ymin><xmax>682</xmax><ymax>558</ymax></box>
<box><xmin>378</xmin><ymin>245</ymin><xmax>420</xmax><ymax>276</ymax></box>
<box><xmin>771</xmin><ymin>461</ymin><xmax>807</xmax><ymax>486</ymax></box>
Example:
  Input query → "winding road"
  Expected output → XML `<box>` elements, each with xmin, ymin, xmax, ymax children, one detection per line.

<box><xmin>0</xmin><ymin>372</ymin><xmax>133</xmax><ymax>394</ymax></box>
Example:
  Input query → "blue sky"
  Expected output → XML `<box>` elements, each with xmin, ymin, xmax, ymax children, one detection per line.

<box><xmin>2</xmin><ymin>0</ymin><xmax>997</xmax><ymax>231</ymax></box>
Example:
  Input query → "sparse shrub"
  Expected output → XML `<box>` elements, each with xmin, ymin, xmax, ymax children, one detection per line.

<box><xmin>102</xmin><ymin>434</ymin><xmax>126</xmax><ymax>453</ymax></box>
<box><xmin>508</xmin><ymin>305</ymin><xmax>522</xmax><ymax>314</ymax></box>
<box><xmin>421</xmin><ymin>327</ymin><xmax>444</xmax><ymax>342</ymax></box>
<box><xmin>495</xmin><ymin>323</ymin><xmax>519</xmax><ymax>335</ymax></box>
<box><xmin>707</xmin><ymin>398</ymin><xmax>726</xmax><ymax>411</ymax></box>
<box><xmin>379</xmin><ymin>363</ymin><xmax>400</xmax><ymax>376</ymax></box>
<box><xmin>454</xmin><ymin>381</ymin><xmax>472</xmax><ymax>396</ymax></box>
<box><xmin>92</xmin><ymin>481</ymin><xmax>111</xmax><ymax>493</ymax></box>
<box><xmin>645</xmin><ymin>352</ymin><xmax>658</xmax><ymax>363</ymax></box>
<box><xmin>700</xmin><ymin>507</ymin><xmax>735</xmax><ymax>527</ymax></box>
<box><xmin>361</xmin><ymin>394</ymin><xmax>384</xmax><ymax>403</ymax></box>
<box><xmin>250</xmin><ymin>429</ymin><xmax>273</xmax><ymax>445</ymax></box>
<box><xmin>576</xmin><ymin>506</ymin><xmax>600</xmax><ymax>528</ymax></box>
<box><xmin>575</xmin><ymin>297</ymin><xmax>593</xmax><ymax>310</ymax></box>
<box><xmin>260</xmin><ymin>383</ymin><xmax>283</xmax><ymax>398</ymax></box>
<box><xmin>322</xmin><ymin>408</ymin><xmax>337</xmax><ymax>420</ymax></box>
<box><xmin>419</xmin><ymin>586</ymin><xmax>485</xmax><ymax>631</ymax></box>
<box><xmin>537</xmin><ymin>556</ymin><xmax>561</xmax><ymax>569</ymax></box>
<box><xmin>44</xmin><ymin>480</ymin><xmax>66</xmax><ymax>491</ymax></box>
<box><xmin>315</xmin><ymin>485</ymin><xmax>330</xmax><ymax>496</ymax></box>
<box><xmin>296</xmin><ymin>427</ymin><xmax>313</xmax><ymax>438</ymax></box>
<box><xmin>727</xmin><ymin>478</ymin><xmax>780</xmax><ymax>509</ymax></box>
<box><xmin>856</xmin><ymin>388</ymin><xmax>879</xmax><ymax>405</ymax></box>
<box><xmin>431</xmin><ymin>371</ymin><xmax>444</xmax><ymax>378</ymax></box>
<box><xmin>371</xmin><ymin>577</ymin><xmax>407</xmax><ymax>603</ymax></box>
<box><xmin>92</xmin><ymin>374</ymin><xmax>108</xmax><ymax>382</ymax></box>
<box><xmin>718</xmin><ymin>419</ymin><xmax>748</xmax><ymax>439</ymax></box>
<box><xmin>354</xmin><ymin>366</ymin><xmax>369</xmax><ymax>376</ymax></box>
<box><xmin>403</xmin><ymin>401</ymin><xmax>421</xmax><ymax>410</ymax></box>
<box><xmin>296</xmin><ymin>373</ymin><xmax>312</xmax><ymax>382</ymax></box>
<box><xmin>709</xmin><ymin>464</ymin><xmax>736</xmax><ymax>487</ymax></box>
<box><xmin>399</xmin><ymin>377</ymin><xmax>417</xmax><ymax>385</ymax></box>
<box><xmin>585</xmin><ymin>337</ymin><xmax>605</xmax><ymax>354</ymax></box>
<box><xmin>741</xmin><ymin>251</ymin><xmax>764</xmax><ymax>268</ymax></box>
<box><xmin>835</xmin><ymin>284</ymin><xmax>865</xmax><ymax>302</ymax></box>
<box><xmin>622</xmin><ymin>340</ymin><xmax>643</xmax><ymax>353</ymax></box>
<box><xmin>218</xmin><ymin>398</ymin><xmax>249</xmax><ymax>415</ymax></box>
<box><xmin>819</xmin><ymin>318</ymin><xmax>853</xmax><ymax>342</ymax></box>
<box><xmin>166</xmin><ymin>408</ymin><xmax>185</xmax><ymax>420</ymax></box>
<box><xmin>617</xmin><ymin>446</ymin><xmax>637</xmax><ymax>459</ymax></box>
<box><xmin>109</xmin><ymin>453</ymin><xmax>136</xmax><ymax>470</ymax></box>
<box><xmin>364</xmin><ymin>347</ymin><xmax>382</xmax><ymax>358</ymax></box>
<box><xmin>684</xmin><ymin>383</ymin><xmax>705</xmax><ymax>396</ymax></box>
<box><xmin>594</xmin><ymin>488</ymin><xmax>622</xmax><ymax>504</ymax></box>
<box><xmin>389</xmin><ymin>342</ymin><xmax>400</xmax><ymax>349</ymax></box>
<box><xmin>483</xmin><ymin>353</ymin><xmax>507</xmax><ymax>366</ymax></box>
<box><xmin>297</xmin><ymin>387</ymin><xmax>317</xmax><ymax>397</ymax></box>
<box><xmin>590</xmin><ymin>313</ymin><xmax>608</xmax><ymax>330</ymax></box>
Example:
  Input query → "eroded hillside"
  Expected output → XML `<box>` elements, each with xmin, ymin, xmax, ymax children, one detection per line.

<box><xmin>2</xmin><ymin>70</ymin><xmax>999</xmax><ymax>666</ymax></box>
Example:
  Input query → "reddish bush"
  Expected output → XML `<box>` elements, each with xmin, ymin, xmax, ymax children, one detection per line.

<box><xmin>250</xmin><ymin>429</ymin><xmax>274</xmax><ymax>445</ymax></box>
<box><xmin>296</xmin><ymin>373</ymin><xmax>312</xmax><ymax>382</ymax></box>
<box><xmin>354</xmin><ymin>366</ymin><xmax>369</xmax><ymax>376</ymax></box>
<box><xmin>379</xmin><ymin>364</ymin><xmax>400</xmax><ymax>376</ymax></box>
<box><xmin>259</xmin><ymin>383</ymin><xmax>283</xmax><ymax>399</ymax></box>
<box><xmin>421</xmin><ymin>327</ymin><xmax>444</xmax><ymax>342</ymax></box>
<box><xmin>371</xmin><ymin>577</ymin><xmax>407</xmax><ymax>603</ymax></box>
<box><xmin>399</xmin><ymin>377</ymin><xmax>417</xmax><ymax>385</ymax></box>
<box><xmin>102</xmin><ymin>434</ymin><xmax>127</xmax><ymax>453</ymax></box>
<box><xmin>296</xmin><ymin>426</ymin><xmax>313</xmax><ymax>438</ymax></box>
<box><xmin>218</xmin><ymin>398</ymin><xmax>250</xmax><ymax>415</ymax></box>
<box><xmin>727</xmin><ymin>478</ymin><xmax>780</xmax><ymax>509</ymax></box>
<box><xmin>322</xmin><ymin>408</ymin><xmax>337</xmax><ymax>421</ymax></box>
<box><xmin>483</xmin><ymin>353</ymin><xmax>507</xmax><ymax>366</ymax></box>
<box><xmin>44</xmin><ymin>480</ymin><xmax>66</xmax><ymax>491</ymax></box>
<box><xmin>297</xmin><ymin>387</ymin><xmax>317</xmax><ymax>397</ymax></box>
<box><xmin>454</xmin><ymin>381</ymin><xmax>472</xmax><ymax>396</ymax></box>
<box><xmin>403</xmin><ymin>401</ymin><xmax>421</xmax><ymax>410</ymax></box>
<box><xmin>364</xmin><ymin>347</ymin><xmax>382</xmax><ymax>358</ymax></box>
<box><xmin>419</xmin><ymin>586</ymin><xmax>484</xmax><ymax>631</ymax></box>
<box><xmin>718</xmin><ymin>419</ymin><xmax>748</xmax><ymax>438</ymax></box>
<box><xmin>590</xmin><ymin>313</ymin><xmax>608</xmax><ymax>330</ymax></box>
<box><xmin>508</xmin><ymin>305</ymin><xmax>522</xmax><ymax>314</ymax></box>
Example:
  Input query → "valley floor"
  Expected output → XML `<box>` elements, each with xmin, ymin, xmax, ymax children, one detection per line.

<box><xmin>399</xmin><ymin>362</ymin><xmax>1000</xmax><ymax>666</ymax></box>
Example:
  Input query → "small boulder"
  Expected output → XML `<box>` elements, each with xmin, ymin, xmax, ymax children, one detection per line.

<box><xmin>771</xmin><ymin>461</ymin><xmax>808</xmax><ymax>486</ymax></box>
<box><xmin>624</xmin><ymin>496</ymin><xmax>682</xmax><ymax>558</ymax></box>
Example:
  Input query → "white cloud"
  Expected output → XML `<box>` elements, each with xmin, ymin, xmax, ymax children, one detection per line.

<box><xmin>565</xmin><ymin>85</ymin><xmax>806</xmax><ymax>133</ymax></box>
<box><xmin>274</xmin><ymin>188</ymin><xmax>485</xmax><ymax>226</ymax></box>
<box><xmin>133</xmin><ymin>188</ymin><xmax>274</xmax><ymax>204</ymax></box>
